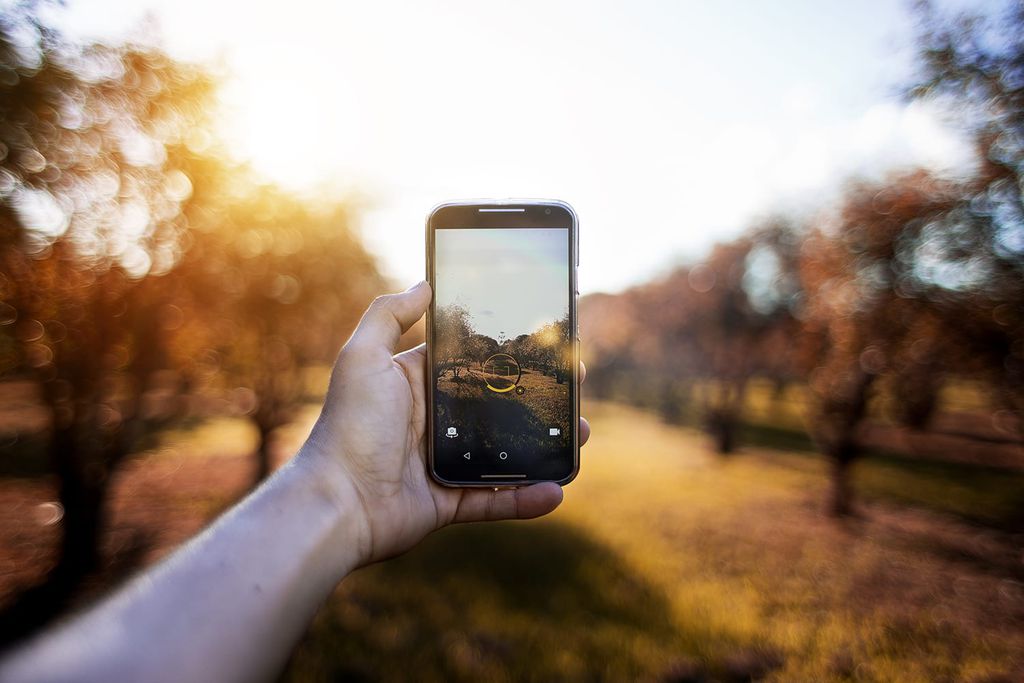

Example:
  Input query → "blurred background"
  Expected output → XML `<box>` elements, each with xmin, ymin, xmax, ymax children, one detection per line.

<box><xmin>0</xmin><ymin>0</ymin><xmax>1022</xmax><ymax>680</ymax></box>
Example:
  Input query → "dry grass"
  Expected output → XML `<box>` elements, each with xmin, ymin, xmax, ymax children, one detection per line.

<box><xmin>436</xmin><ymin>367</ymin><xmax>570</xmax><ymax>430</ymax></box>
<box><xmin>435</xmin><ymin>367</ymin><xmax>571</xmax><ymax>454</ymax></box>
<box><xmin>2</xmin><ymin>399</ymin><xmax>1021</xmax><ymax>681</ymax></box>
<box><xmin>286</xmin><ymin>400</ymin><xmax>1024</xmax><ymax>682</ymax></box>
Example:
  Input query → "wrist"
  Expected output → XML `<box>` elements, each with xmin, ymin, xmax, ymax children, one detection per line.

<box><xmin>294</xmin><ymin>433</ymin><xmax>374</xmax><ymax>571</ymax></box>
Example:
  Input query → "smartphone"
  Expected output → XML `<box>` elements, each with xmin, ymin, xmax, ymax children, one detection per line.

<box><xmin>426</xmin><ymin>200</ymin><xmax>579</xmax><ymax>487</ymax></box>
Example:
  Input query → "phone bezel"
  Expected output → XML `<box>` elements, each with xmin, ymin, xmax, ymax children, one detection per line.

<box><xmin>425</xmin><ymin>199</ymin><xmax>580</xmax><ymax>488</ymax></box>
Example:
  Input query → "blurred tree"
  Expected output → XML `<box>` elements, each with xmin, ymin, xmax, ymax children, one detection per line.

<box><xmin>908</xmin><ymin>0</ymin><xmax>1024</xmax><ymax>418</ymax></box>
<box><xmin>579</xmin><ymin>0</ymin><xmax>1023</xmax><ymax>518</ymax></box>
<box><xmin>0</xmin><ymin>3</ymin><xmax>215</xmax><ymax>637</ymax></box>
<box><xmin>670</xmin><ymin>220</ymin><xmax>802</xmax><ymax>453</ymax></box>
<box><xmin>578</xmin><ymin>291</ymin><xmax>640</xmax><ymax>400</ymax></box>
<box><xmin>795</xmin><ymin>0</ymin><xmax>1024</xmax><ymax>516</ymax></box>
<box><xmin>800</xmin><ymin>172</ymin><xmax>1024</xmax><ymax>515</ymax></box>
<box><xmin>170</xmin><ymin>180</ymin><xmax>381</xmax><ymax>483</ymax></box>
<box><xmin>0</xmin><ymin>3</ymin><xmax>384</xmax><ymax>642</ymax></box>
<box><xmin>799</xmin><ymin>172</ymin><xmax>961</xmax><ymax>515</ymax></box>
<box><xmin>580</xmin><ymin>218</ymin><xmax>802</xmax><ymax>453</ymax></box>
<box><xmin>692</xmin><ymin>242</ymin><xmax>759</xmax><ymax>453</ymax></box>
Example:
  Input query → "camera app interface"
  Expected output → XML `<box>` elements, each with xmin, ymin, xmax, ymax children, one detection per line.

<box><xmin>433</xmin><ymin>227</ymin><xmax>573</xmax><ymax>481</ymax></box>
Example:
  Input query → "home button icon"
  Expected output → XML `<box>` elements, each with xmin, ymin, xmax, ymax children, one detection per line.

<box><xmin>498</xmin><ymin>451</ymin><xmax>508</xmax><ymax>460</ymax></box>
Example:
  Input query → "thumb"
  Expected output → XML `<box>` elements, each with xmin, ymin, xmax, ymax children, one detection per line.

<box><xmin>347</xmin><ymin>281</ymin><xmax>431</xmax><ymax>355</ymax></box>
<box><xmin>449</xmin><ymin>483</ymin><xmax>564</xmax><ymax>524</ymax></box>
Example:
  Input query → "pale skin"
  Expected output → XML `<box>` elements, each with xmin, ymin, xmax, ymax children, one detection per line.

<box><xmin>0</xmin><ymin>281</ymin><xmax>590</xmax><ymax>683</ymax></box>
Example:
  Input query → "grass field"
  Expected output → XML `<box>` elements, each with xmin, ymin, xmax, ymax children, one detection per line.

<box><xmin>2</xmin><ymin>397</ymin><xmax>1021</xmax><ymax>681</ymax></box>
<box><xmin>284</xmin><ymin>400</ymin><xmax>1024</xmax><ymax>682</ymax></box>
<box><xmin>436</xmin><ymin>366</ymin><xmax>570</xmax><ymax>430</ymax></box>
<box><xmin>435</xmin><ymin>367</ymin><xmax>572</xmax><ymax>455</ymax></box>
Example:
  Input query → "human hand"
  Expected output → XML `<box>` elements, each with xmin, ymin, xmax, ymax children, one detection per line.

<box><xmin>303</xmin><ymin>281</ymin><xmax>590</xmax><ymax>564</ymax></box>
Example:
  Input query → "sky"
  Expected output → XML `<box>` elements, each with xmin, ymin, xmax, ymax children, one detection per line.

<box><xmin>435</xmin><ymin>228</ymin><xmax>569</xmax><ymax>340</ymax></box>
<box><xmin>42</xmin><ymin>0</ymin><xmax>997</xmax><ymax>293</ymax></box>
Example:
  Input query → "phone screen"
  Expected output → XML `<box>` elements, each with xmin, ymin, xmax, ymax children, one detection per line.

<box><xmin>431</xmin><ymin>224</ymin><xmax>575</xmax><ymax>483</ymax></box>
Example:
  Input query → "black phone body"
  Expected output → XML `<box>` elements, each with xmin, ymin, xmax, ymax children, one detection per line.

<box><xmin>426</xmin><ymin>200</ymin><xmax>579</xmax><ymax>487</ymax></box>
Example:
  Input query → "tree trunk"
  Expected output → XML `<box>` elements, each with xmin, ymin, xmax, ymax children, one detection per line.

<box><xmin>253</xmin><ymin>420</ymin><xmax>273</xmax><ymax>484</ymax></box>
<box><xmin>706</xmin><ymin>377</ymin><xmax>746</xmax><ymax>455</ymax></box>
<box><xmin>706</xmin><ymin>408</ymin><xmax>737</xmax><ymax>454</ymax></box>
<box><xmin>818</xmin><ymin>368</ymin><xmax>874</xmax><ymax>517</ymax></box>
<box><xmin>657</xmin><ymin>379</ymin><xmax>683</xmax><ymax>423</ymax></box>
<box><xmin>715</xmin><ymin>412</ymin><xmax>736</xmax><ymax>454</ymax></box>
<box><xmin>894</xmin><ymin>373</ymin><xmax>939</xmax><ymax>429</ymax></box>
<box><xmin>717</xmin><ymin>419</ymin><xmax>735</xmax><ymax>454</ymax></box>
<box><xmin>828</xmin><ymin>455</ymin><xmax>854</xmax><ymax>517</ymax></box>
<box><xmin>50</xmin><ymin>418</ymin><xmax>110</xmax><ymax>581</ymax></box>
<box><xmin>0</xmin><ymin>422</ymin><xmax>109</xmax><ymax>646</ymax></box>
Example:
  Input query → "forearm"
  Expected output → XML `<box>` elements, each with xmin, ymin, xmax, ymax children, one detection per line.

<box><xmin>0</xmin><ymin>281</ymin><xmax>572</xmax><ymax>683</ymax></box>
<box><xmin>0</xmin><ymin>445</ymin><xmax>368</xmax><ymax>683</ymax></box>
